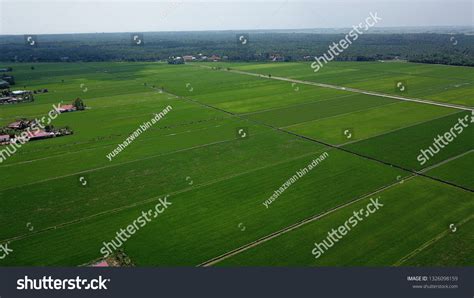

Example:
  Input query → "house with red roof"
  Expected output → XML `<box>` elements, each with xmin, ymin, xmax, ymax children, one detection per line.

<box><xmin>58</xmin><ymin>104</ymin><xmax>77</xmax><ymax>113</ymax></box>
<box><xmin>27</xmin><ymin>130</ymin><xmax>55</xmax><ymax>141</ymax></box>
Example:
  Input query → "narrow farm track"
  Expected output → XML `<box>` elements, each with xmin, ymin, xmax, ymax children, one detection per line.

<box><xmin>175</xmin><ymin>88</ymin><xmax>473</xmax><ymax>193</ymax></box>
<box><xmin>0</xmin><ymin>147</ymin><xmax>328</xmax><ymax>244</ymax></box>
<box><xmin>207</xmin><ymin>66</ymin><xmax>473</xmax><ymax>111</ymax></box>
<box><xmin>394</xmin><ymin>214</ymin><xmax>474</xmax><ymax>266</ymax></box>
<box><xmin>198</xmin><ymin>177</ymin><xmax>415</xmax><ymax>267</ymax></box>
<box><xmin>4</xmin><ymin>63</ymin><xmax>471</xmax><ymax>268</ymax></box>
<box><xmin>0</xmin><ymin>136</ymin><xmax>243</xmax><ymax>193</ymax></box>
<box><xmin>336</xmin><ymin>110</ymin><xmax>461</xmax><ymax>147</ymax></box>
<box><xmin>198</xmin><ymin>150</ymin><xmax>473</xmax><ymax>267</ymax></box>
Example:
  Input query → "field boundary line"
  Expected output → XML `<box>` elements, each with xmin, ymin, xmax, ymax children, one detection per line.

<box><xmin>0</xmin><ymin>117</ymin><xmax>230</xmax><ymax>168</ymax></box>
<box><xmin>198</xmin><ymin>65</ymin><xmax>472</xmax><ymax>111</ymax></box>
<box><xmin>199</xmin><ymin>149</ymin><xmax>473</xmax><ymax>267</ymax></box>
<box><xmin>0</xmin><ymin>147</ymin><xmax>329</xmax><ymax>244</ymax></box>
<box><xmin>170</xmin><ymin>82</ymin><xmax>473</xmax><ymax>193</ymax></box>
<box><xmin>282</xmin><ymin>101</ymin><xmax>402</xmax><ymax>129</ymax></box>
<box><xmin>0</xmin><ymin>133</ymin><xmax>260</xmax><ymax>193</ymax></box>
<box><xmin>420</xmin><ymin>149</ymin><xmax>473</xmax><ymax>173</ymax></box>
<box><xmin>198</xmin><ymin>176</ymin><xmax>416</xmax><ymax>267</ymax></box>
<box><xmin>240</xmin><ymin>93</ymin><xmax>359</xmax><ymax>116</ymax></box>
<box><xmin>393</xmin><ymin>214</ymin><xmax>474</xmax><ymax>266</ymax></box>
<box><xmin>336</xmin><ymin>110</ymin><xmax>461</xmax><ymax>147</ymax></box>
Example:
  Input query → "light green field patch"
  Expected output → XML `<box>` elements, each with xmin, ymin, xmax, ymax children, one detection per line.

<box><xmin>287</xmin><ymin>101</ymin><xmax>456</xmax><ymax>145</ymax></box>
<box><xmin>230</xmin><ymin>61</ymin><xmax>474</xmax><ymax>106</ymax></box>
<box><xmin>217</xmin><ymin>177</ymin><xmax>474</xmax><ymax>266</ymax></box>
<box><xmin>401</xmin><ymin>217</ymin><xmax>474</xmax><ymax>266</ymax></box>
<box><xmin>0</xmin><ymin>148</ymin><xmax>406</xmax><ymax>266</ymax></box>
<box><xmin>245</xmin><ymin>93</ymin><xmax>395</xmax><ymax>127</ymax></box>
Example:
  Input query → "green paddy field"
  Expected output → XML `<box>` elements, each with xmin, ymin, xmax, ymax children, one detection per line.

<box><xmin>0</xmin><ymin>61</ymin><xmax>472</xmax><ymax>266</ymax></box>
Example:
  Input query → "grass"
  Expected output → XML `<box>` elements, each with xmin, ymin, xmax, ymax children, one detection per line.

<box><xmin>0</xmin><ymin>61</ymin><xmax>472</xmax><ymax>267</ymax></box>
<box><xmin>344</xmin><ymin>111</ymin><xmax>473</xmax><ymax>171</ymax></box>
<box><xmin>401</xmin><ymin>217</ymin><xmax>474</xmax><ymax>266</ymax></box>
<box><xmin>224</xmin><ymin>61</ymin><xmax>474</xmax><ymax>106</ymax></box>
<box><xmin>425</xmin><ymin>151</ymin><xmax>474</xmax><ymax>190</ymax></box>
<box><xmin>286</xmin><ymin>101</ymin><xmax>456</xmax><ymax>145</ymax></box>
<box><xmin>217</xmin><ymin>177</ymin><xmax>474</xmax><ymax>266</ymax></box>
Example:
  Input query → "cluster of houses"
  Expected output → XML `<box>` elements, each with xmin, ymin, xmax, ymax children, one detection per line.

<box><xmin>166</xmin><ymin>53</ymin><xmax>290</xmax><ymax>64</ymax></box>
<box><xmin>0</xmin><ymin>90</ymin><xmax>34</xmax><ymax>104</ymax></box>
<box><xmin>269</xmin><ymin>54</ymin><xmax>285</xmax><ymax>62</ymax></box>
<box><xmin>0</xmin><ymin>67</ymin><xmax>15</xmax><ymax>89</ymax></box>
<box><xmin>0</xmin><ymin>65</ymin><xmax>86</xmax><ymax>146</ymax></box>
<box><xmin>168</xmin><ymin>54</ymin><xmax>224</xmax><ymax>64</ymax></box>
<box><xmin>0</xmin><ymin>98</ymin><xmax>85</xmax><ymax>145</ymax></box>
<box><xmin>0</xmin><ymin>119</ymin><xmax>74</xmax><ymax>145</ymax></box>
<box><xmin>0</xmin><ymin>67</ymin><xmax>51</xmax><ymax>104</ymax></box>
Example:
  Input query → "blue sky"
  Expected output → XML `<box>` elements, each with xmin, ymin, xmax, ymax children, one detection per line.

<box><xmin>0</xmin><ymin>0</ymin><xmax>472</xmax><ymax>34</ymax></box>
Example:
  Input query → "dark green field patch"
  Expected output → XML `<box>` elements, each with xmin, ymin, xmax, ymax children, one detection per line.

<box><xmin>217</xmin><ymin>177</ymin><xmax>474</xmax><ymax>266</ymax></box>
<box><xmin>344</xmin><ymin>111</ymin><xmax>473</xmax><ymax>171</ymax></box>
<box><xmin>0</xmin><ymin>148</ymin><xmax>405</xmax><ymax>266</ymax></box>
<box><xmin>425</xmin><ymin>151</ymin><xmax>474</xmax><ymax>190</ymax></box>
<box><xmin>401</xmin><ymin>217</ymin><xmax>474</xmax><ymax>266</ymax></box>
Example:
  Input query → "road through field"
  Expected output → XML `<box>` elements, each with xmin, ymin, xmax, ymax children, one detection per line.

<box><xmin>198</xmin><ymin>65</ymin><xmax>473</xmax><ymax>111</ymax></box>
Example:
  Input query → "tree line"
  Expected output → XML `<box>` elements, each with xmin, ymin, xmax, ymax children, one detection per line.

<box><xmin>0</xmin><ymin>32</ymin><xmax>472</xmax><ymax>66</ymax></box>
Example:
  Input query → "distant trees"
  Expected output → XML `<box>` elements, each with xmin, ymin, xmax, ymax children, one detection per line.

<box><xmin>0</xmin><ymin>32</ymin><xmax>472</xmax><ymax>67</ymax></box>
<box><xmin>167</xmin><ymin>56</ymin><xmax>184</xmax><ymax>64</ymax></box>
<box><xmin>73</xmin><ymin>97</ymin><xmax>85</xmax><ymax>110</ymax></box>
<box><xmin>0</xmin><ymin>80</ymin><xmax>9</xmax><ymax>89</ymax></box>
<box><xmin>1</xmin><ymin>75</ymin><xmax>15</xmax><ymax>85</ymax></box>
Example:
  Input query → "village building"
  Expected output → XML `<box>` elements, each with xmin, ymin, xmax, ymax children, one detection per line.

<box><xmin>0</xmin><ymin>80</ymin><xmax>9</xmax><ymax>89</ymax></box>
<box><xmin>7</xmin><ymin>119</ymin><xmax>36</xmax><ymax>130</ymax></box>
<box><xmin>26</xmin><ymin>130</ymin><xmax>55</xmax><ymax>141</ymax></box>
<box><xmin>209</xmin><ymin>55</ymin><xmax>221</xmax><ymax>62</ymax></box>
<box><xmin>0</xmin><ymin>90</ymin><xmax>35</xmax><ymax>104</ymax></box>
<box><xmin>8</xmin><ymin>121</ymin><xmax>26</xmax><ymax>130</ymax></box>
<box><xmin>91</xmin><ymin>260</ymin><xmax>110</xmax><ymax>267</ymax></box>
<box><xmin>270</xmin><ymin>54</ymin><xmax>285</xmax><ymax>62</ymax></box>
<box><xmin>11</xmin><ymin>90</ymin><xmax>31</xmax><ymax>96</ymax></box>
<box><xmin>0</xmin><ymin>97</ymin><xmax>16</xmax><ymax>104</ymax></box>
<box><xmin>1</xmin><ymin>75</ymin><xmax>15</xmax><ymax>85</ymax></box>
<box><xmin>183</xmin><ymin>55</ymin><xmax>196</xmax><ymax>62</ymax></box>
<box><xmin>58</xmin><ymin>104</ymin><xmax>77</xmax><ymax>113</ymax></box>
<box><xmin>0</xmin><ymin>135</ymin><xmax>10</xmax><ymax>145</ymax></box>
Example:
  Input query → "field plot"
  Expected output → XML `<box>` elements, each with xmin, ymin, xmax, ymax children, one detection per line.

<box><xmin>217</xmin><ymin>177</ymin><xmax>474</xmax><ymax>266</ymax></box>
<box><xmin>222</xmin><ymin>61</ymin><xmax>474</xmax><ymax>107</ymax></box>
<box><xmin>425</xmin><ymin>151</ymin><xmax>474</xmax><ymax>190</ymax></box>
<box><xmin>0</xmin><ymin>61</ymin><xmax>472</xmax><ymax>267</ymax></box>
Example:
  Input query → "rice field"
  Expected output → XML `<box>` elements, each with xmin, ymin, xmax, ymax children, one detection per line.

<box><xmin>0</xmin><ymin>61</ymin><xmax>472</xmax><ymax>266</ymax></box>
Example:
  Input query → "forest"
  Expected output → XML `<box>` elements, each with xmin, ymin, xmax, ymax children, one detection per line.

<box><xmin>0</xmin><ymin>31</ymin><xmax>473</xmax><ymax>66</ymax></box>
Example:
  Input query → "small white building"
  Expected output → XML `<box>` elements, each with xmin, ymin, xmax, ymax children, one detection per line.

<box><xmin>12</xmin><ymin>90</ymin><xmax>31</xmax><ymax>96</ymax></box>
